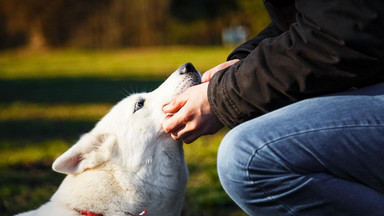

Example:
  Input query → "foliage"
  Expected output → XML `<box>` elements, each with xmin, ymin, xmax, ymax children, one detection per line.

<box><xmin>0</xmin><ymin>47</ymin><xmax>245</xmax><ymax>215</ymax></box>
<box><xmin>0</xmin><ymin>0</ymin><xmax>171</xmax><ymax>48</ymax></box>
<box><xmin>0</xmin><ymin>0</ymin><xmax>270</xmax><ymax>49</ymax></box>
<box><xmin>237</xmin><ymin>0</ymin><xmax>271</xmax><ymax>34</ymax></box>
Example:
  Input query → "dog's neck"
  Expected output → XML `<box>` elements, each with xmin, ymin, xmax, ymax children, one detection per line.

<box><xmin>77</xmin><ymin>209</ymin><xmax>147</xmax><ymax>216</ymax></box>
<box><xmin>78</xmin><ymin>209</ymin><xmax>102</xmax><ymax>216</ymax></box>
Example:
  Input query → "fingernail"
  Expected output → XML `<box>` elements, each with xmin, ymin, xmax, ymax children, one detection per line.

<box><xmin>171</xmin><ymin>133</ymin><xmax>178</xmax><ymax>140</ymax></box>
<box><xmin>164</xmin><ymin>102</ymin><xmax>174</xmax><ymax>112</ymax></box>
<box><xmin>162</xmin><ymin>104</ymin><xmax>169</xmax><ymax>111</ymax></box>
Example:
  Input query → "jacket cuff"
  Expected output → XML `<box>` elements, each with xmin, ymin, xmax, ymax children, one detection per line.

<box><xmin>207</xmin><ymin>62</ymin><xmax>245</xmax><ymax>129</ymax></box>
<box><xmin>208</xmin><ymin>69</ymin><xmax>233</xmax><ymax>128</ymax></box>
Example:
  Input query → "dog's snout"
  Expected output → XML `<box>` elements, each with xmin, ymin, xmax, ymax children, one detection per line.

<box><xmin>179</xmin><ymin>62</ymin><xmax>197</xmax><ymax>74</ymax></box>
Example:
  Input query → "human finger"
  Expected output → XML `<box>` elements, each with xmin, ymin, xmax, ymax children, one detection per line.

<box><xmin>180</xmin><ymin>131</ymin><xmax>201</xmax><ymax>144</ymax></box>
<box><xmin>170</xmin><ymin>124</ymin><xmax>186</xmax><ymax>140</ymax></box>
<box><xmin>162</xmin><ymin>94</ymin><xmax>188</xmax><ymax>114</ymax></box>
<box><xmin>201</xmin><ymin>59</ymin><xmax>240</xmax><ymax>82</ymax></box>
<box><xmin>201</xmin><ymin>68</ymin><xmax>216</xmax><ymax>82</ymax></box>
<box><xmin>162</xmin><ymin>108</ymin><xmax>189</xmax><ymax>134</ymax></box>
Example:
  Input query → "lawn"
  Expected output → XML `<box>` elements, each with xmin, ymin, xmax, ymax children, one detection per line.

<box><xmin>0</xmin><ymin>47</ymin><xmax>245</xmax><ymax>216</ymax></box>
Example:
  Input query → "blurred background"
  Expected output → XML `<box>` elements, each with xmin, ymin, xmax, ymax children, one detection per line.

<box><xmin>0</xmin><ymin>0</ymin><xmax>270</xmax><ymax>49</ymax></box>
<box><xmin>0</xmin><ymin>0</ymin><xmax>270</xmax><ymax>215</ymax></box>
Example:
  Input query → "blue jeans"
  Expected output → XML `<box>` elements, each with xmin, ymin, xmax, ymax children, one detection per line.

<box><xmin>217</xmin><ymin>83</ymin><xmax>384</xmax><ymax>216</ymax></box>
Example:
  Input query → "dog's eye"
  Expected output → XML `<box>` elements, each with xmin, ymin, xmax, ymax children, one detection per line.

<box><xmin>134</xmin><ymin>99</ymin><xmax>145</xmax><ymax>113</ymax></box>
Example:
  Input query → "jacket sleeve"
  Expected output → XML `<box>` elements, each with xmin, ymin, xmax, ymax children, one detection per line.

<box><xmin>208</xmin><ymin>0</ymin><xmax>384</xmax><ymax>128</ymax></box>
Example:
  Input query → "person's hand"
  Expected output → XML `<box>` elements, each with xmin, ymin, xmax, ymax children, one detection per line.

<box><xmin>162</xmin><ymin>60</ymin><xmax>239</xmax><ymax>143</ymax></box>
<box><xmin>201</xmin><ymin>59</ymin><xmax>239</xmax><ymax>82</ymax></box>
<box><xmin>162</xmin><ymin>82</ymin><xmax>223</xmax><ymax>144</ymax></box>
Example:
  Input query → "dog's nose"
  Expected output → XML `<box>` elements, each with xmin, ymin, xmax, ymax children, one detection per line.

<box><xmin>179</xmin><ymin>62</ymin><xmax>197</xmax><ymax>74</ymax></box>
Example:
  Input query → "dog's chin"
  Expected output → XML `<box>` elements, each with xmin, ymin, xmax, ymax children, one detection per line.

<box><xmin>180</xmin><ymin>82</ymin><xmax>200</xmax><ymax>95</ymax></box>
<box><xmin>178</xmin><ymin>74</ymin><xmax>201</xmax><ymax>95</ymax></box>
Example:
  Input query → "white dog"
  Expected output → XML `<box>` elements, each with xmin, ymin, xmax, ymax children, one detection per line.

<box><xmin>16</xmin><ymin>63</ymin><xmax>201</xmax><ymax>216</ymax></box>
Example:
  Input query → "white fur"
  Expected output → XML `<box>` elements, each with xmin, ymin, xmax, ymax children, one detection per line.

<box><xmin>16</xmin><ymin>65</ymin><xmax>201</xmax><ymax>216</ymax></box>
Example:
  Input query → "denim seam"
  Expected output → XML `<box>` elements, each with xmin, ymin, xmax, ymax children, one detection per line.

<box><xmin>245</xmin><ymin>123</ymin><xmax>384</xmax><ymax>215</ymax></box>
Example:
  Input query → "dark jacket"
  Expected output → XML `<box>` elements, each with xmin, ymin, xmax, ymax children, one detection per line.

<box><xmin>208</xmin><ymin>0</ymin><xmax>384</xmax><ymax>128</ymax></box>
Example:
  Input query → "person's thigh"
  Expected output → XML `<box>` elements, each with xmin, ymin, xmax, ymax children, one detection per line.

<box><xmin>217</xmin><ymin>83</ymin><xmax>384</xmax><ymax>216</ymax></box>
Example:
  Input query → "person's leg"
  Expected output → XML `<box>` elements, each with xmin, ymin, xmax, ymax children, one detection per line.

<box><xmin>217</xmin><ymin>83</ymin><xmax>384</xmax><ymax>216</ymax></box>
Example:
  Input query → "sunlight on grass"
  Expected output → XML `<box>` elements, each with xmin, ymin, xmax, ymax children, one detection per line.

<box><xmin>0</xmin><ymin>139</ymin><xmax>71</xmax><ymax>168</ymax></box>
<box><xmin>0</xmin><ymin>46</ymin><xmax>232</xmax><ymax>79</ymax></box>
<box><xmin>0</xmin><ymin>102</ymin><xmax>112</xmax><ymax>121</ymax></box>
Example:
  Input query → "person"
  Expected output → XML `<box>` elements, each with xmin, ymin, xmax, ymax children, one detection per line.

<box><xmin>162</xmin><ymin>0</ymin><xmax>384</xmax><ymax>215</ymax></box>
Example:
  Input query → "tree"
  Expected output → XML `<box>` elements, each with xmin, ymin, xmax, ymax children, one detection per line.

<box><xmin>0</xmin><ymin>0</ymin><xmax>270</xmax><ymax>49</ymax></box>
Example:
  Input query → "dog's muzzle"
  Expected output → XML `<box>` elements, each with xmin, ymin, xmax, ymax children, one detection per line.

<box><xmin>178</xmin><ymin>62</ymin><xmax>198</xmax><ymax>75</ymax></box>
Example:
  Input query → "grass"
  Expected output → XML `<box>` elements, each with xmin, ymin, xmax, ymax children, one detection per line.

<box><xmin>0</xmin><ymin>47</ymin><xmax>245</xmax><ymax>216</ymax></box>
<box><xmin>0</xmin><ymin>47</ymin><xmax>233</xmax><ymax>79</ymax></box>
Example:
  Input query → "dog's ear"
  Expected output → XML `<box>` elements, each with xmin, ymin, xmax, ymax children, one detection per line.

<box><xmin>52</xmin><ymin>133</ymin><xmax>117</xmax><ymax>175</ymax></box>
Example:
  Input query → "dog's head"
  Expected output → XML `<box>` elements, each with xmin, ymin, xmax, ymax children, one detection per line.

<box><xmin>52</xmin><ymin>63</ymin><xmax>201</xmax><ymax>175</ymax></box>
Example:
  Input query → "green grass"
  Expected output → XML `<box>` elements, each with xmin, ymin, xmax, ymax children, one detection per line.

<box><xmin>0</xmin><ymin>47</ymin><xmax>233</xmax><ymax>79</ymax></box>
<box><xmin>0</xmin><ymin>47</ymin><xmax>245</xmax><ymax>216</ymax></box>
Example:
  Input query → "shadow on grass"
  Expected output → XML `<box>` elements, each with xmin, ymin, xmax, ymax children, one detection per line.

<box><xmin>0</xmin><ymin>120</ymin><xmax>95</xmax><ymax>140</ymax></box>
<box><xmin>0</xmin><ymin>161</ymin><xmax>66</xmax><ymax>215</ymax></box>
<box><xmin>0</xmin><ymin>77</ymin><xmax>163</xmax><ymax>104</ymax></box>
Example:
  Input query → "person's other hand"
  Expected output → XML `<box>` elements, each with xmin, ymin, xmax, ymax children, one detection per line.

<box><xmin>201</xmin><ymin>59</ymin><xmax>239</xmax><ymax>82</ymax></box>
<box><xmin>162</xmin><ymin>82</ymin><xmax>223</xmax><ymax>144</ymax></box>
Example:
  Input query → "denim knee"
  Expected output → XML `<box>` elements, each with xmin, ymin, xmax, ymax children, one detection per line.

<box><xmin>217</xmin><ymin>124</ymin><xmax>251</xmax><ymax>184</ymax></box>
<box><xmin>217</xmin><ymin>121</ymin><xmax>297</xmax><ymax>215</ymax></box>
<box><xmin>217</xmin><ymin>126</ymin><xmax>247</xmax><ymax>203</ymax></box>
<box><xmin>217</xmin><ymin>118</ymin><xmax>288</xmax><ymax>187</ymax></box>
<box><xmin>217</xmin><ymin>127</ymin><xmax>240</xmax><ymax>186</ymax></box>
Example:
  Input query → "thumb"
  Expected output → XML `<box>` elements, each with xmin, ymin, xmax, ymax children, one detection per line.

<box><xmin>201</xmin><ymin>68</ymin><xmax>215</xmax><ymax>83</ymax></box>
<box><xmin>163</xmin><ymin>94</ymin><xmax>188</xmax><ymax>113</ymax></box>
